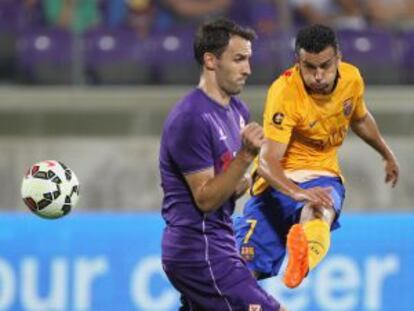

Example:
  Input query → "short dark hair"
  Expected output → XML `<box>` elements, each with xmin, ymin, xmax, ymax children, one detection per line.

<box><xmin>295</xmin><ymin>24</ymin><xmax>339</xmax><ymax>55</ymax></box>
<box><xmin>194</xmin><ymin>18</ymin><xmax>257</xmax><ymax>66</ymax></box>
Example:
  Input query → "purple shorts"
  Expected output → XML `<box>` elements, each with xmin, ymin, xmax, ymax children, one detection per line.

<box><xmin>162</xmin><ymin>255</ymin><xmax>280</xmax><ymax>311</ymax></box>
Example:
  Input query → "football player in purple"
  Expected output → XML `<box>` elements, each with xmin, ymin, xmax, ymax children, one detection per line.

<box><xmin>159</xmin><ymin>18</ymin><xmax>286</xmax><ymax>311</ymax></box>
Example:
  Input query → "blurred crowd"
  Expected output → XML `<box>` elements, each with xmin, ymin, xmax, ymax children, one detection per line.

<box><xmin>5</xmin><ymin>0</ymin><xmax>414</xmax><ymax>35</ymax></box>
<box><xmin>1</xmin><ymin>0</ymin><xmax>414</xmax><ymax>84</ymax></box>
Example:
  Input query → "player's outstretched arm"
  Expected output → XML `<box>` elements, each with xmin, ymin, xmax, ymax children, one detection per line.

<box><xmin>257</xmin><ymin>139</ymin><xmax>333</xmax><ymax>207</ymax></box>
<box><xmin>351</xmin><ymin>111</ymin><xmax>399</xmax><ymax>187</ymax></box>
<box><xmin>184</xmin><ymin>122</ymin><xmax>264</xmax><ymax>213</ymax></box>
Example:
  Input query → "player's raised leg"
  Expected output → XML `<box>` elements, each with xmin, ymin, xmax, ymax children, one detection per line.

<box><xmin>284</xmin><ymin>180</ymin><xmax>342</xmax><ymax>288</ymax></box>
<box><xmin>283</xmin><ymin>203</ymin><xmax>335</xmax><ymax>288</ymax></box>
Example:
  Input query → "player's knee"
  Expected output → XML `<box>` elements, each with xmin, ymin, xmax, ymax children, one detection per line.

<box><xmin>313</xmin><ymin>206</ymin><xmax>327</xmax><ymax>219</ymax></box>
<box><xmin>317</xmin><ymin>205</ymin><xmax>336</xmax><ymax>223</ymax></box>
<box><xmin>301</xmin><ymin>203</ymin><xmax>335</xmax><ymax>223</ymax></box>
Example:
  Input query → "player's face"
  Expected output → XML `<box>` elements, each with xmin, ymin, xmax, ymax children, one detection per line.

<box><xmin>297</xmin><ymin>46</ymin><xmax>340</xmax><ymax>95</ymax></box>
<box><xmin>215</xmin><ymin>36</ymin><xmax>252</xmax><ymax>96</ymax></box>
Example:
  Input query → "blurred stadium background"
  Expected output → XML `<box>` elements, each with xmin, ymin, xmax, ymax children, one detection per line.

<box><xmin>0</xmin><ymin>0</ymin><xmax>413</xmax><ymax>310</ymax></box>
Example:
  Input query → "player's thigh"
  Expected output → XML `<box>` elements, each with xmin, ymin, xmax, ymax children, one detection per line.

<box><xmin>163</xmin><ymin>261</ymin><xmax>227</xmax><ymax>310</ymax></box>
<box><xmin>178</xmin><ymin>295</ymin><xmax>205</xmax><ymax>311</ymax></box>
<box><xmin>163</xmin><ymin>258</ymin><xmax>282</xmax><ymax>311</ymax></box>
<box><xmin>299</xmin><ymin>177</ymin><xmax>345</xmax><ymax>226</ymax></box>
<box><xmin>234</xmin><ymin>198</ymin><xmax>288</xmax><ymax>277</ymax></box>
<box><xmin>300</xmin><ymin>202</ymin><xmax>336</xmax><ymax>224</ymax></box>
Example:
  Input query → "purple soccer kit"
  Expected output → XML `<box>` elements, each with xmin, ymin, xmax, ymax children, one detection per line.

<box><xmin>159</xmin><ymin>88</ymin><xmax>280</xmax><ymax>311</ymax></box>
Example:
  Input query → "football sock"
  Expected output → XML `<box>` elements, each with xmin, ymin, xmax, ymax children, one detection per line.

<box><xmin>303</xmin><ymin>219</ymin><xmax>330</xmax><ymax>271</ymax></box>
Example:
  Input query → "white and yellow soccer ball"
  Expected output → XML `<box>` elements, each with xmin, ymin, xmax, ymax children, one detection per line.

<box><xmin>21</xmin><ymin>160</ymin><xmax>80</xmax><ymax>219</ymax></box>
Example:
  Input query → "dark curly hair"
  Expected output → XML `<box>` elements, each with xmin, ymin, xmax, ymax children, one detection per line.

<box><xmin>295</xmin><ymin>24</ymin><xmax>339</xmax><ymax>55</ymax></box>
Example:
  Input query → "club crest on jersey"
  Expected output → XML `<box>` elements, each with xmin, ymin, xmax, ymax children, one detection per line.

<box><xmin>241</xmin><ymin>246</ymin><xmax>255</xmax><ymax>261</ymax></box>
<box><xmin>249</xmin><ymin>305</ymin><xmax>262</xmax><ymax>311</ymax></box>
<box><xmin>343</xmin><ymin>98</ymin><xmax>353</xmax><ymax>117</ymax></box>
<box><xmin>272</xmin><ymin>112</ymin><xmax>284</xmax><ymax>126</ymax></box>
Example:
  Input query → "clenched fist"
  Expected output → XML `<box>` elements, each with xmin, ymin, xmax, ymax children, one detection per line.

<box><xmin>239</xmin><ymin>122</ymin><xmax>265</xmax><ymax>161</ymax></box>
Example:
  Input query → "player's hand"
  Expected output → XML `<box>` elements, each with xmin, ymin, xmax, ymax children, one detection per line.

<box><xmin>293</xmin><ymin>187</ymin><xmax>333</xmax><ymax>208</ymax></box>
<box><xmin>239</xmin><ymin>122</ymin><xmax>264</xmax><ymax>160</ymax></box>
<box><xmin>384</xmin><ymin>155</ymin><xmax>399</xmax><ymax>188</ymax></box>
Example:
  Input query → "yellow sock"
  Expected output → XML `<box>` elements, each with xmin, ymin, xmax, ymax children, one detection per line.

<box><xmin>303</xmin><ymin>219</ymin><xmax>331</xmax><ymax>271</ymax></box>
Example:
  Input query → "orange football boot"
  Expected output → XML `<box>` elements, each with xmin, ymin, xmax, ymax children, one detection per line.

<box><xmin>283</xmin><ymin>224</ymin><xmax>309</xmax><ymax>288</ymax></box>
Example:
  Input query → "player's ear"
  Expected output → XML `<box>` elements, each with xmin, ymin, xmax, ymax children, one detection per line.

<box><xmin>203</xmin><ymin>52</ymin><xmax>216</xmax><ymax>71</ymax></box>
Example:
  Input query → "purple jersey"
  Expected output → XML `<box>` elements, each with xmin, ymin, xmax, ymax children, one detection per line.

<box><xmin>159</xmin><ymin>88</ymin><xmax>250</xmax><ymax>262</ymax></box>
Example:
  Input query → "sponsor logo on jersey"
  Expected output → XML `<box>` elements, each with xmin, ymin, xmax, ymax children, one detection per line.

<box><xmin>272</xmin><ymin>112</ymin><xmax>284</xmax><ymax>126</ymax></box>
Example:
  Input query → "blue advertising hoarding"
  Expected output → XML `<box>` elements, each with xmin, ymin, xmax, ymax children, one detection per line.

<box><xmin>0</xmin><ymin>213</ymin><xmax>412</xmax><ymax>311</ymax></box>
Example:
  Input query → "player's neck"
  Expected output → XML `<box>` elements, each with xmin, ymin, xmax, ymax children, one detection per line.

<box><xmin>198</xmin><ymin>75</ymin><xmax>231</xmax><ymax>106</ymax></box>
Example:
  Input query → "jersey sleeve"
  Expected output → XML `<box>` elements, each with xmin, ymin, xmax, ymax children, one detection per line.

<box><xmin>352</xmin><ymin>69</ymin><xmax>368</xmax><ymax>120</ymax></box>
<box><xmin>263</xmin><ymin>83</ymin><xmax>298</xmax><ymax>144</ymax></box>
<box><xmin>167</xmin><ymin>114</ymin><xmax>213</xmax><ymax>174</ymax></box>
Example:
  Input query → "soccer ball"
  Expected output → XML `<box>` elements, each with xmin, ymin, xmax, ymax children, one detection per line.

<box><xmin>21</xmin><ymin>160</ymin><xmax>80</xmax><ymax>219</ymax></box>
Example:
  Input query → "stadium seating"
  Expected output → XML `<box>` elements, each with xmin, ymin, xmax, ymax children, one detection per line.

<box><xmin>16</xmin><ymin>27</ymin><xmax>74</xmax><ymax>84</ymax></box>
<box><xmin>400</xmin><ymin>29</ymin><xmax>414</xmax><ymax>83</ymax></box>
<box><xmin>227</xmin><ymin>0</ymin><xmax>252</xmax><ymax>26</ymax></box>
<box><xmin>337</xmin><ymin>29</ymin><xmax>401</xmax><ymax>84</ymax></box>
<box><xmin>0</xmin><ymin>30</ymin><xmax>16</xmax><ymax>80</ymax></box>
<box><xmin>0</xmin><ymin>1</ymin><xmax>19</xmax><ymax>80</ymax></box>
<box><xmin>83</xmin><ymin>26</ymin><xmax>154</xmax><ymax>84</ymax></box>
<box><xmin>1</xmin><ymin>1</ymin><xmax>414</xmax><ymax>85</ymax></box>
<box><xmin>249</xmin><ymin>31</ymin><xmax>295</xmax><ymax>84</ymax></box>
<box><xmin>0</xmin><ymin>0</ymin><xmax>22</xmax><ymax>31</ymax></box>
<box><xmin>151</xmin><ymin>27</ymin><xmax>199</xmax><ymax>84</ymax></box>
